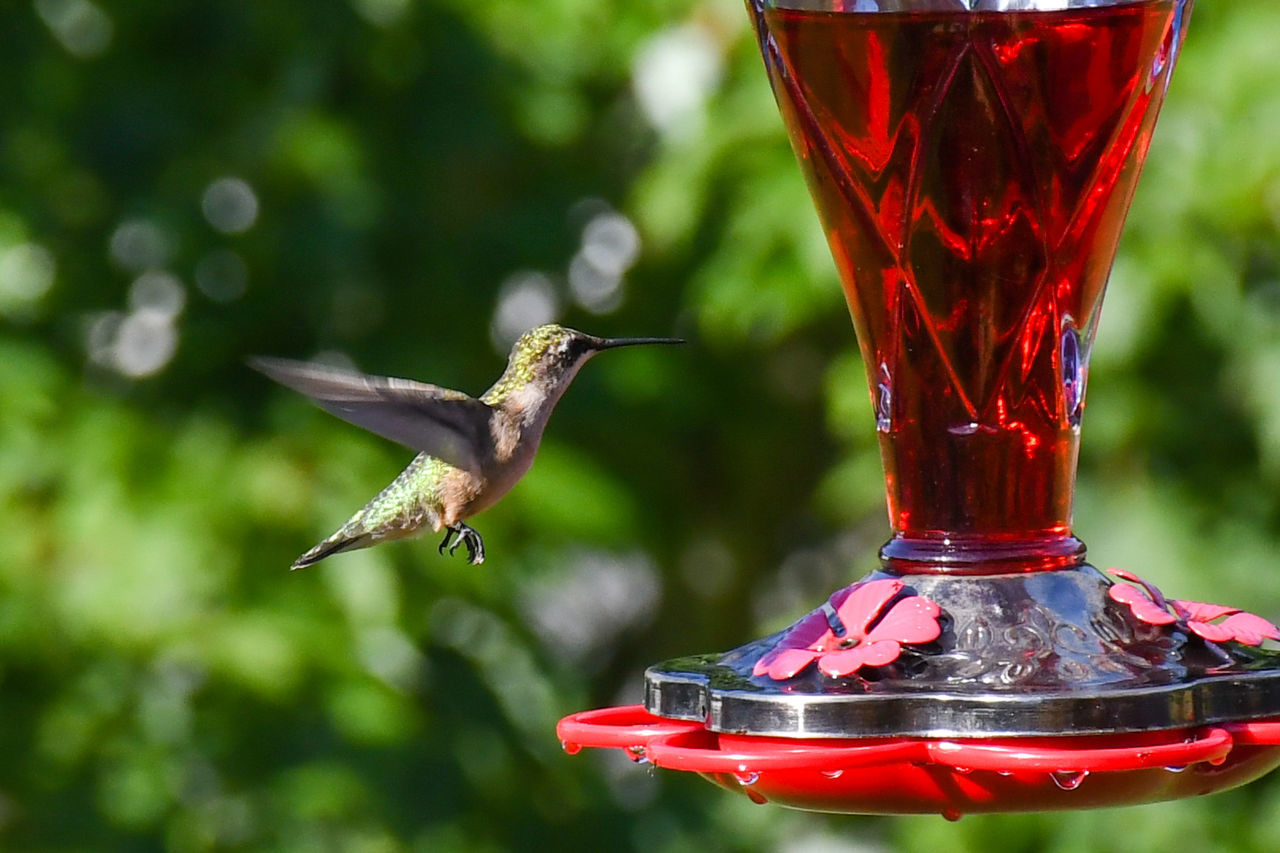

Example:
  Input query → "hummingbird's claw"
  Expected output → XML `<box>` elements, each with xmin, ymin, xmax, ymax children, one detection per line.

<box><xmin>464</xmin><ymin>528</ymin><xmax>485</xmax><ymax>565</ymax></box>
<box><xmin>439</xmin><ymin>523</ymin><xmax>485</xmax><ymax>565</ymax></box>
<box><xmin>438</xmin><ymin>527</ymin><xmax>457</xmax><ymax>555</ymax></box>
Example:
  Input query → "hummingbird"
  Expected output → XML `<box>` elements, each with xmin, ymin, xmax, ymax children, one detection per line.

<box><xmin>250</xmin><ymin>324</ymin><xmax>683</xmax><ymax>569</ymax></box>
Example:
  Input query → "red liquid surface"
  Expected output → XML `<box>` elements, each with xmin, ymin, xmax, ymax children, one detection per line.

<box><xmin>754</xmin><ymin>1</ymin><xmax>1187</xmax><ymax>565</ymax></box>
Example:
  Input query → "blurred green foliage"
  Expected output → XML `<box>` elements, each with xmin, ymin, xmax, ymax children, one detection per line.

<box><xmin>3</xmin><ymin>0</ymin><xmax>1280</xmax><ymax>850</ymax></box>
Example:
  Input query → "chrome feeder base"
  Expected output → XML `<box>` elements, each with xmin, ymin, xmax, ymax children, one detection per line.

<box><xmin>645</xmin><ymin>564</ymin><xmax>1280</xmax><ymax>740</ymax></box>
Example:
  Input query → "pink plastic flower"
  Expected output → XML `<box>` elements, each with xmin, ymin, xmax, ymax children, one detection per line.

<box><xmin>753</xmin><ymin>579</ymin><xmax>943</xmax><ymax>681</ymax></box>
<box><xmin>1108</xmin><ymin>569</ymin><xmax>1280</xmax><ymax>646</ymax></box>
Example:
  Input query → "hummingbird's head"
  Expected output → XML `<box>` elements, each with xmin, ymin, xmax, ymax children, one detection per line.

<box><xmin>497</xmin><ymin>324</ymin><xmax>684</xmax><ymax>399</ymax></box>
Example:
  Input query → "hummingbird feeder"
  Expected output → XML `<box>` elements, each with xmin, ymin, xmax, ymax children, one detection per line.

<box><xmin>560</xmin><ymin>0</ymin><xmax>1280</xmax><ymax>817</ymax></box>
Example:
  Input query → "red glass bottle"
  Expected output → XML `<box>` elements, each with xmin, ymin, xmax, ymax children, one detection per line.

<box><xmin>751</xmin><ymin>0</ymin><xmax>1189</xmax><ymax>571</ymax></box>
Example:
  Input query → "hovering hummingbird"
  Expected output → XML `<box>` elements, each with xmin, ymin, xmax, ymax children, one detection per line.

<box><xmin>251</xmin><ymin>324</ymin><xmax>683</xmax><ymax>569</ymax></box>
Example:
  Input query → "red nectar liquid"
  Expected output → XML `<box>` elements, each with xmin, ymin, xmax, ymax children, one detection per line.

<box><xmin>752</xmin><ymin>0</ymin><xmax>1188</xmax><ymax>568</ymax></box>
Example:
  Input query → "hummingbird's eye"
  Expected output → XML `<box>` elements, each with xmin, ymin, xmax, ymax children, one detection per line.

<box><xmin>563</xmin><ymin>337</ymin><xmax>589</xmax><ymax>363</ymax></box>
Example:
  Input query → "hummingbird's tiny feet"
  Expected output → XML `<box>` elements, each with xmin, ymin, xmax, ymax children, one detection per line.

<box><xmin>441</xmin><ymin>523</ymin><xmax>485</xmax><ymax>565</ymax></box>
<box><xmin>464</xmin><ymin>528</ymin><xmax>485</xmax><ymax>565</ymax></box>
<box><xmin>438</xmin><ymin>527</ymin><xmax>457</xmax><ymax>555</ymax></box>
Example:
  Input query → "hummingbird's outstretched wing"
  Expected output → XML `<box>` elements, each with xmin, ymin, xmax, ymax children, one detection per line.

<box><xmin>249</xmin><ymin>356</ymin><xmax>493</xmax><ymax>476</ymax></box>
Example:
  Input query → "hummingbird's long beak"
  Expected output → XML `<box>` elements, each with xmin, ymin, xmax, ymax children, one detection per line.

<box><xmin>589</xmin><ymin>335</ymin><xmax>686</xmax><ymax>351</ymax></box>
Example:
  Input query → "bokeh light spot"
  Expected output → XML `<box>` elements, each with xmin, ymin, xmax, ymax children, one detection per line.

<box><xmin>128</xmin><ymin>271</ymin><xmax>186</xmax><ymax>320</ymax></box>
<box><xmin>0</xmin><ymin>242</ymin><xmax>56</xmax><ymax>316</ymax></box>
<box><xmin>86</xmin><ymin>278</ymin><xmax>185</xmax><ymax>378</ymax></box>
<box><xmin>632</xmin><ymin>26</ymin><xmax>722</xmax><ymax>138</ymax></box>
<box><xmin>113</xmin><ymin>310</ymin><xmax>179</xmax><ymax>378</ymax></box>
<box><xmin>568</xmin><ymin>253</ymin><xmax>622</xmax><ymax>315</ymax></box>
<box><xmin>201</xmin><ymin>177</ymin><xmax>259</xmax><ymax>235</ymax></box>
<box><xmin>350</xmin><ymin>0</ymin><xmax>411</xmax><ymax>28</ymax></box>
<box><xmin>85</xmin><ymin>311</ymin><xmax>124</xmax><ymax>366</ymax></box>
<box><xmin>491</xmin><ymin>271</ymin><xmax>560</xmax><ymax>350</ymax></box>
<box><xmin>569</xmin><ymin>210</ymin><xmax>641</xmax><ymax>315</ymax></box>
<box><xmin>109</xmin><ymin>219</ymin><xmax>170</xmax><ymax>272</ymax></box>
<box><xmin>580</xmin><ymin>211</ymin><xmax>640</xmax><ymax>276</ymax></box>
<box><xmin>36</xmin><ymin>0</ymin><xmax>113</xmax><ymax>59</ymax></box>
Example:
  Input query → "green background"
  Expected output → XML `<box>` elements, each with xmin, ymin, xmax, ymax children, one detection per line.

<box><xmin>4</xmin><ymin>0</ymin><xmax>1280</xmax><ymax>850</ymax></box>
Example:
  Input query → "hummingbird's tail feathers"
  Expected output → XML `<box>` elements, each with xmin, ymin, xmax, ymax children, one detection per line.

<box><xmin>290</xmin><ymin>532</ymin><xmax>373</xmax><ymax>570</ymax></box>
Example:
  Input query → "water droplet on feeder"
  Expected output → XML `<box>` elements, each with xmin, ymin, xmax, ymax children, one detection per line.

<box><xmin>941</xmin><ymin>809</ymin><xmax>963</xmax><ymax>822</ymax></box>
<box><xmin>819</xmin><ymin>769</ymin><xmax>844</xmax><ymax>779</ymax></box>
<box><xmin>561</xmin><ymin>741</ymin><xmax>581</xmax><ymax>755</ymax></box>
<box><xmin>953</xmin><ymin>767</ymin><xmax>973</xmax><ymax>775</ymax></box>
<box><xmin>1164</xmin><ymin>765</ymin><xmax>1188</xmax><ymax>773</ymax></box>
<box><xmin>626</xmin><ymin>746</ymin><xmax>647</xmax><ymax>763</ymax></box>
<box><xmin>746</xmin><ymin>789</ymin><xmax>768</xmax><ymax>804</ymax></box>
<box><xmin>734</xmin><ymin>771</ymin><xmax>760</xmax><ymax>786</ymax></box>
<box><xmin>1050</xmin><ymin>770</ymin><xmax>1088</xmax><ymax>790</ymax></box>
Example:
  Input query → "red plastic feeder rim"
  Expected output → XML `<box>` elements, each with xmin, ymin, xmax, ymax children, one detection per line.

<box><xmin>558</xmin><ymin>706</ymin><xmax>1280</xmax><ymax>775</ymax></box>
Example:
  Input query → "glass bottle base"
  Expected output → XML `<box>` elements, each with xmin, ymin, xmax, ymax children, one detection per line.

<box><xmin>879</xmin><ymin>533</ymin><xmax>1087</xmax><ymax>574</ymax></box>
